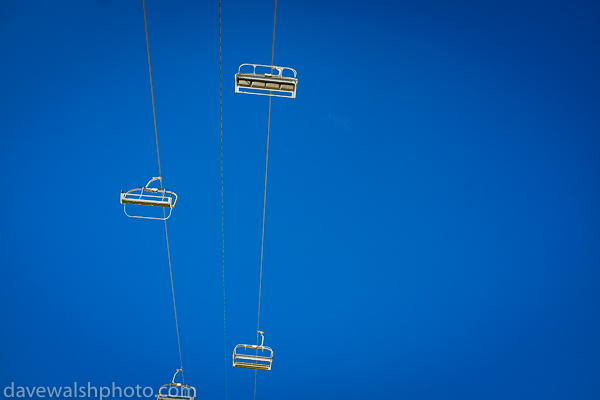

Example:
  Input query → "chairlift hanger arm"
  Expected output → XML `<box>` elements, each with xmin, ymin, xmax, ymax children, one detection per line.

<box><xmin>146</xmin><ymin>176</ymin><xmax>162</xmax><ymax>187</ymax></box>
<box><xmin>172</xmin><ymin>368</ymin><xmax>183</xmax><ymax>384</ymax></box>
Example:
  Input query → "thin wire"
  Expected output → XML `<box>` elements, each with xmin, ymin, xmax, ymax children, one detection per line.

<box><xmin>143</xmin><ymin>0</ymin><xmax>162</xmax><ymax>180</ymax></box>
<box><xmin>254</xmin><ymin>2</ymin><xmax>277</xmax><ymax>399</ymax></box>
<box><xmin>163</xmin><ymin>211</ymin><xmax>185</xmax><ymax>383</ymax></box>
<box><xmin>218</xmin><ymin>0</ymin><xmax>228</xmax><ymax>399</ymax></box>
<box><xmin>270</xmin><ymin>0</ymin><xmax>277</xmax><ymax>68</ymax></box>
<box><xmin>143</xmin><ymin>0</ymin><xmax>184</xmax><ymax>383</ymax></box>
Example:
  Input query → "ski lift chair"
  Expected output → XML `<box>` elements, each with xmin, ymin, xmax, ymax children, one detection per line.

<box><xmin>233</xmin><ymin>331</ymin><xmax>274</xmax><ymax>371</ymax></box>
<box><xmin>235</xmin><ymin>64</ymin><xmax>298</xmax><ymax>99</ymax></box>
<box><xmin>120</xmin><ymin>177</ymin><xmax>178</xmax><ymax>220</ymax></box>
<box><xmin>157</xmin><ymin>369</ymin><xmax>196</xmax><ymax>400</ymax></box>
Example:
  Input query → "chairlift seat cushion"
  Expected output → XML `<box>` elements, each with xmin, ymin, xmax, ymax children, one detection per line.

<box><xmin>157</xmin><ymin>396</ymin><xmax>194</xmax><ymax>400</ymax></box>
<box><xmin>120</xmin><ymin>196</ymin><xmax>172</xmax><ymax>208</ymax></box>
<box><xmin>235</xmin><ymin>71</ymin><xmax>297</xmax><ymax>98</ymax></box>
<box><xmin>235</xmin><ymin>354</ymin><xmax>272</xmax><ymax>362</ymax></box>
<box><xmin>236</xmin><ymin>74</ymin><xmax>297</xmax><ymax>91</ymax></box>
<box><xmin>233</xmin><ymin>361</ymin><xmax>271</xmax><ymax>370</ymax></box>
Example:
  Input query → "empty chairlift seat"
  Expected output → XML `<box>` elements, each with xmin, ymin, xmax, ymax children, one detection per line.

<box><xmin>120</xmin><ymin>176</ymin><xmax>178</xmax><ymax>220</ymax></box>
<box><xmin>156</xmin><ymin>369</ymin><xmax>196</xmax><ymax>400</ymax></box>
<box><xmin>235</xmin><ymin>64</ymin><xmax>298</xmax><ymax>99</ymax></box>
<box><xmin>233</xmin><ymin>330</ymin><xmax>274</xmax><ymax>371</ymax></box>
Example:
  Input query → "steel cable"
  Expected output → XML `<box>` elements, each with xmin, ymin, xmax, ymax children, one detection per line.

<box><xmin>219</xmin><ymin>0</ymin><xmax>229</xmax><ymax>399</ymax></box>
<box><xmin>143</xmin><ymin>0</ymin><xmax>185</xmax><ymax>383</ymax></box>
<box><xmin>254</xmin><ymin>1</ymin><xmax>277</xmax><ymax>399</ymax></box>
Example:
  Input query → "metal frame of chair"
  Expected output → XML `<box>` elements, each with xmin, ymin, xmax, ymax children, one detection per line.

<box><xmin>233</xmin><ymin>330</ymin><xmax>274</xmax><ymax>371</ymax></box>
<box><xmin>120</xmin><ymin>177</ymin><xmax>178</xmax><ymax>220</ymax></box>
<box><xmin>235</xmin><ymin>64</ymin><xmax>298</xmax><ymax>99</ymax></box>
<box><xmin>156</xmin><ymin>369</ymin><xmax>196</xmax><ymax>400</ymax></box>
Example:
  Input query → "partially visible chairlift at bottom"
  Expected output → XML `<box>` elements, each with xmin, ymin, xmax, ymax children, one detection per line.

<box><xmin>156</xmin><ymin>369</ymin><xmax>196</xmax><ymax>400</ymax></box>
<box><xmin>233</xmin><ymin>330</ymin><xmax>274</xmax><ymax>371</ymax></box>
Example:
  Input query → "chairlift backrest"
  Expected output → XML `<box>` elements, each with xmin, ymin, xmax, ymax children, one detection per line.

<box><xmin>235</xmin><ymin>63</ymin><xmax>298</xmax><ymax>99</ymax></box>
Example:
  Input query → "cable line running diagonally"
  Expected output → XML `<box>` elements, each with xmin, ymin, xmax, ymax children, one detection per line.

<box><xmin>255</xmin><ymin>1</ymin><xmax>277</xmax><ymax>400</ymax></box>
<box><xmin>229</xmin><ymin>0</ymin><xmax>297</xmax><ymax>397</ymax></box>
<box><xmin>141</xmin><ymin>0</ymin><xmax>188</xmax><ymax>391</ymax></box>
<box><xmin>218</xmin><ymin>0</ymin><xmax>229</xmax><ymax>399</ymax></box>
<box><xmin>231</xmin><ymin>0</ymin><xmax>289</xmax><ymax>385</ymax></box>
<box><xmin>257</xmin><ymin>0</ymin><xmax>278</xmax><ymax>348</ymax></box>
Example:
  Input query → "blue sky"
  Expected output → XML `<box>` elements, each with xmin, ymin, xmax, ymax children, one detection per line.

<box><xmin>1</xmin><ymin>0</ymin><xmax>600</xmax><ymax>399</ymax></box>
